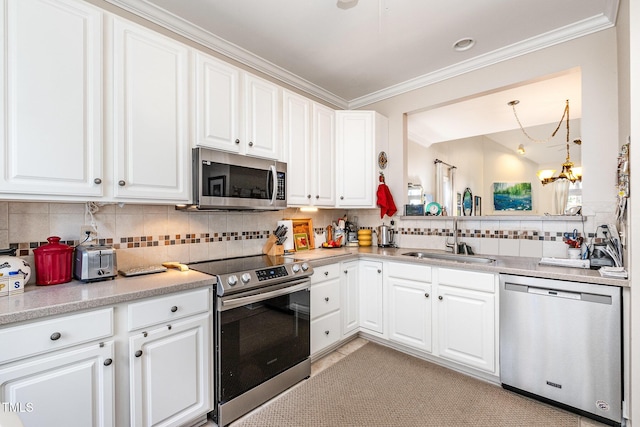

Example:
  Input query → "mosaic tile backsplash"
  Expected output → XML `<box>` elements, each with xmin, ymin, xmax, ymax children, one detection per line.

<box><xmin>1</xmin><ymin>201</ymin><xmax>613</xmax><ymax>284</ymax></box>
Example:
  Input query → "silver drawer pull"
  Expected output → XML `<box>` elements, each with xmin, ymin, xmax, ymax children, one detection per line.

<box><xmin>50</xmin><ymin>332</ymin><xmax>61</xmax><ymax>341</ymax></box>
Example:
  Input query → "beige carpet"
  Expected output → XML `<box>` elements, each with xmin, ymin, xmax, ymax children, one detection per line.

<box><xmin>234</xmin><ymin>342</ymin><xmax>581</xmax><ymax>427</ymax></box>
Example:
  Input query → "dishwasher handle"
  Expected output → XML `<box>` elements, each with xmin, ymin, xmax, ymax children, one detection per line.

<box><xmin>527</xmin><ymin>286</ymin><xmax>581</xmax><ymax>300</ymax></box>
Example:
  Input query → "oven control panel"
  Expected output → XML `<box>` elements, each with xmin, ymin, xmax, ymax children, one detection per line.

<box><xmin>256</xmin><ymin>266</ymin><xmax>289</xmax><ymax>281</ymax></box>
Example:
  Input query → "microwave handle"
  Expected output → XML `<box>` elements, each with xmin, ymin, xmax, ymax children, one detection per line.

<box><xmin>269</xmin><ymin>164</ymin><xmax>277</xmax><ymax>205</ymax></box>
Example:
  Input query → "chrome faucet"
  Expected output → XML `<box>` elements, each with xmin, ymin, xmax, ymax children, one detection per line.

<box><xmin>445</xmin><ymin>217</ymin><xmax>459</xmax><ymax>254</ymax></box>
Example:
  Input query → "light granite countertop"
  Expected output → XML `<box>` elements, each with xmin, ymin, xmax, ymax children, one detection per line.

<box><xmin>0</xmin><ymin>247</ymin><xmax>628</xmax><ymax>326</ymax></box>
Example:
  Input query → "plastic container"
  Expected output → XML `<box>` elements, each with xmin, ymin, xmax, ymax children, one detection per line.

<box><xmin>33</xmin><ymin>236</ymin><xmax>73</xmax><ymax>285</ymax></box>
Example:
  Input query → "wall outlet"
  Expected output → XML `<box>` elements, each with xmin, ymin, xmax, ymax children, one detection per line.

<box><xmin>80</xmin><ymin>225</ymin><xmax>98</xmax><ymax>243</ymax></box>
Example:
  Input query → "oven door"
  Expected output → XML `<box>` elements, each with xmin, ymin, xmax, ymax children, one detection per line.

<box><xmin>216</xmin><ymin>279</ymin><xmax>310</xmax><ymax>404</ymax></box>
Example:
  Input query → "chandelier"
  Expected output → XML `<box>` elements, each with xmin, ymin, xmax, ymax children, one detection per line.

<box><xmin>508</xmin><ymin>99</ymin><xmax>582</xmax><ymax>185</ymax></box>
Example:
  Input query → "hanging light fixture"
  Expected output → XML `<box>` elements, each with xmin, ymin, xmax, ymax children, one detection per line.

<box><xmin>508</xmin><ymin>99</ymin><xmax>582</xmax><ymax>185</ymax></box>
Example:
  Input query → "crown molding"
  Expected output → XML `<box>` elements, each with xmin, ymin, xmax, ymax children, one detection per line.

<box><xmin>348</xmin><ymin>14</ymin><xmax>616</xmax><ymax>108</ymax></box>
<box><xmin>103</xmin><ymin>0</ymin><xmax>616</xmax><ymax>110</ymax></box>
<box><xmin>103</xmin><ymin>0</ymin><xmax>349</xmax><ymax>109</ymax></box>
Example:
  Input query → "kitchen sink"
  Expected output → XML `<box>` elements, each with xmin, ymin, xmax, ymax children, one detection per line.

<box><xmin>401</xmin><ymin>251</ymin><xmax>496</xmax><ymax>264</ymax></box>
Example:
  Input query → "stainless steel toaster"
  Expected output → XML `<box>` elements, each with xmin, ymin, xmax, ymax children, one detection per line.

<box><xmin>74</xmin><ymin>245</ymin><xmax>117</xmax><ymax>282</ymax></box>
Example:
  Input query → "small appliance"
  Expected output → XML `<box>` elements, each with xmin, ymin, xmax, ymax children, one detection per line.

<box><xmin>74</xmin><ymin>245</ymin><xmax>117</xmax><ymax>282</ymax></box>
<box><xmin>185</xmin><ymin>147</ymin><xmax>287</xmax><ymax>211</ymax></box>
<box><xmin>376</xmin><ymin>222</ymin><xmax>396</xmax><ymax>247</ymax></box>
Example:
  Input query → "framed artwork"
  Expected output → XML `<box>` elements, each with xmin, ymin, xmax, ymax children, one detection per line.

<box><xmin>294</xmin><ymin>233</ymin><xmax>309</xmax><ymax>251</ymax></box>
<box><xmin>285</xmin><ymin>218</ymin><xmax>315</xmax><ymax>249</ymax></box>
<box><xmin>462</xmin><ymin>188</ymin><xmax>473</xmax><ymax>216</ymax></box>
<box><xmin>456</xmin><ymin>192</ymin><xmax>462</xmax><ymax>216</ymax></box>
<box><xmin>493</xmin><ymin>182</ymin><xmax>532</xmax><ymax>211</ymax></box>
<box><xmin>208</xmin><ymin>176</ymin><xmax>226</xmax><ymax>196</ymax></box>
<box><xmin>474</xmin><ymin>196</ymin><xmax>482</xmax><ymax>216</ymax></box>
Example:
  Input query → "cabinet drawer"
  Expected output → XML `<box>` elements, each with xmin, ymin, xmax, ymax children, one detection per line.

<box><xmin>388</xmin><ymin>262</ymin><xmax>432</xmax><ymax>282</ymax></box>
<box><xmin>128</xmin><ymin>287</ymin><xmax>210</xmax><ymax>331</ymax></box>
<box><xmin>438</xmin><ymin>268</ymin><xmax>495</xmax><ymax>293</ymax></box>
<box><xmin>311</xmin><ymin>311</ymin><xmax>341</xmax><ymax>355</ymax></box>
<box><xmin>0</xmin><ymin>308</ymin><xmax>113</xmax><ymax>364</ymax></box>
<box><xmin>311</xmin><ymin>263</ymin><xmax>340</xmax><ymax>284</ymax></box>
<box><xmin>311</xmin><ymin>279</ymin><xmax>340</xmax><ymax>319</ymax></box>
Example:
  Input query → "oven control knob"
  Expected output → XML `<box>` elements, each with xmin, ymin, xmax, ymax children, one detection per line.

<box><xmin>301</xmin><ymin>262</ymin><xmax>310</xmax><ymax>272</ymax></box>
<box><xmin>292</xmin><ymin>264</ymin><xmax>300</xmax><ymax>273</ymax></box>
<box><xmin>241</xmin><ymin>273</ymin><xmax>251</xmax><ymax>284</ymax></box>
<box><xmin>227</xmin><ymin>275</ymin><xmax>238</xmax><ymax>286</ymax></box>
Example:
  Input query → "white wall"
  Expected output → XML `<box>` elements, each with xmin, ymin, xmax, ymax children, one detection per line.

<box><xmin>361</xmin><ymin>29</ymin><xmax>619</xmax><ymax>220</ymax></box>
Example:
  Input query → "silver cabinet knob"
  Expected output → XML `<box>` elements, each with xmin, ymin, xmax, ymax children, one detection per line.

<box><xmin>438</xmin><ymin>296</ymin><xmax>443</xmax><ymax>301</ymax></box>
<box><xmin>94</xmin><ymin>178</ymin><xmax>102</xmax><ymax>184</ymax></box>
<box><xmin>50</xmin><ymin>332</ymin><xmax>61</xmax><ymax>341</ymax></box>
<box><xmin>340</xmin><ymin>196</ymin><xmax>344</xmax><ymax>200</ymax></box>
<box><xmin>425</xmin><ymin>293</ymin><xmax>430</xmax><ymax>298</ymax></box>
<box><xmin>170</xmin><ymin>305</ymin><xmax>178</xmax><ymax>313</ymax></box>
<box><xmin>135</xmin><ymin>350</ymin><xmax>143</xmax><ymax>357</ymax></box>
<box><xmin>235</xmin><ymin>139</ymin><xmax>240</xmax><ymax>144</ymax></box>
<box><xmin>324</xmin><ymin>330</ymin><xmax>330</xmax><ymax>335</ymax></box>
<box><xmin>344</xmin><ymin>270</ymin><xmax>348</xmax><ymax>274</ymax></box>
<box><xmin>307</xmin><ymin>194</ymin><xmax>311</xmax><ymax>199</ymax></box>
<box><xmin>324</xmin><ymin>271</ymin><xmax>329</xmax><ymax>276</ymax></box>
<box><xmin>316</xmin><ymin>195</ymin><xmax>319</xmax><ymax>199</ymax></box>
<box><xmin>248</xmin><ymin>141</ymin><xmax>254</xmax><ymax>146</ymax></box>
<box><xmin>118</xmin><ymin>180</ymin><xmax>126</xmax><ymax>186</ymax></box>
<box><xmin>325</xmin><ymin>297</ymin><xmax>329</xmax><ymax>302</ymax></box>
<box><xmin>103</xmin><ymin>358</ymin><xmax>113</xmax><ymax>366</ymax></box>
<box><xmin>377</xmin><ymin>269</ymin><xmax>382</xmax><ymax>273</ymax></box>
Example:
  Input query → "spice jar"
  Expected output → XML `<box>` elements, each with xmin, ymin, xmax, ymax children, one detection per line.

<box><xmin>33</xmin><ymin>236</ymin><xmax>73</xmax><ymax>285</ymax></box>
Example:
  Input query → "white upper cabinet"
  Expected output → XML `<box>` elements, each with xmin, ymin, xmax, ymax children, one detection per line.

<box><xmin>243</xmin><ymin>73</ymin><xmax>281</xmax><ymax>159</ymax></box>
<box><xmin>0</xmin><ymin>0</ymin><xmax>103</xmax><ymax>197</ymax></box>
<box><xmin>284</xmin><ymin>90</ymin><xmax>335</xmax><ymax>207</ymax></box>
<box><xmin>111</xmin><ymin>17</ymin><xmax>191</xmax><ymax>202</ymax></box>
<box><xmin>195</xmin><ymin>52</ymin><xmax>241</xmax><ymax>153</ymax></box>
<box><xmin>195</xmin><ymin>53</ymin><xmax>280</xmax><ymax>160</ymax></box>
<box><xmin>335</xmin><ymin>111</ymin><xmax>388</xmax><ymax>208</ymax></box>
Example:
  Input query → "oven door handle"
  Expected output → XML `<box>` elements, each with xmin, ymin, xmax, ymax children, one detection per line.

<box><xmin>220</xmin><ymin>280</ymin><xmax>310</xmax><ymax>310</ymax></box>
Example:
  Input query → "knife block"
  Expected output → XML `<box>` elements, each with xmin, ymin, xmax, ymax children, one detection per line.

<box><xmin>262</xmin><ymin>235</ymin><xmax>284</xmax><ymax>256</ymax></box>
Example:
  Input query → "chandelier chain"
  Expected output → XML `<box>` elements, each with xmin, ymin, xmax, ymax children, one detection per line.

<box><xmin>510</xmin><ymin>100</ymin><xmax>569</xmax><ymax>144</ymax></box>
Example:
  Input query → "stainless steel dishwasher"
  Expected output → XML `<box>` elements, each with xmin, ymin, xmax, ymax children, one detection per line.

<box><xmin>500</xmin><ymin>274</ymin><xmax>622</xmax><ymax>426</ymax></box>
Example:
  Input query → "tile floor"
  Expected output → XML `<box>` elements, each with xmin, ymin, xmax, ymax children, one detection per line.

<box><xmin>207</xmin><ymin>337</ymin><xmax>608</xmax><ymax>427</ymax></box>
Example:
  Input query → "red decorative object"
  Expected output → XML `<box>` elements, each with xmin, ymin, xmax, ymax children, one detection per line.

<box><xmin>33</xmin><ymin>236</ymin><xmax>73</xmax><ymax>285</ymax></box>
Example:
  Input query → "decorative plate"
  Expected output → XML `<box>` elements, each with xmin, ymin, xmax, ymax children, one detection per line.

<box><xmin>378</xmin><ymin>151</ymin><xmax>388</xmax><ymax>169</ymax></box>
<box><xmin>426</xmin><ymin>202</ymin><xmax>442</xmax><ymax>216</ymax></box>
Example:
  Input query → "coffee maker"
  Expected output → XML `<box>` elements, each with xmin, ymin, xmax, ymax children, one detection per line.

<box><xmin>345</xmin><ymin>220</ymin><xmax>359</xmax><ymax>246</ymax></box>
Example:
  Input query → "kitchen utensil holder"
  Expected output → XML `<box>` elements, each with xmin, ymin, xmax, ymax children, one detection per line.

<box><xmin>262</xmin><ymin>235</ymin><xmax>284</xmax><ymax>256</ymax></box>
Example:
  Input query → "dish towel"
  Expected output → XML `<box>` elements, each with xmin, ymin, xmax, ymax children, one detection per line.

<box><xmin>377</xmin><ymin>183</ymin><xmax>397</xmax><ymax>218</ymax></box>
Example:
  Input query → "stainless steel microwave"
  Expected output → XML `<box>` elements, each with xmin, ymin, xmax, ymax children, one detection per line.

<box><xmin>188</xmin><ymin>147</ymin><xmax>287</xmax><ymax>211</ymax></box>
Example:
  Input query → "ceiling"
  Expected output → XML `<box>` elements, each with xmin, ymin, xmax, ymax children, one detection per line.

<box><xmin>407</xmin><ymin>69</ymin><xmax>583</xmax><ymax>166</ymax></box>
<box><xmin>106</xmin><ymin>0</ymin><xmax>618</xmax><ymax>109</ymax></box>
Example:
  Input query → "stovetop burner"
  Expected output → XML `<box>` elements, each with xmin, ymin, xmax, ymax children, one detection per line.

<box><xmin>188</xmin><ymin>254</ymin><xmax>312</xmax><ymax>296</ymax></box>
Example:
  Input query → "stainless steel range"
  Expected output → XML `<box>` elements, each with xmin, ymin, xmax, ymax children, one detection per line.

<box><xmin>189</xmin><ymin>255</ymin><xmax>313</xmax><ymax>427</ymax></box>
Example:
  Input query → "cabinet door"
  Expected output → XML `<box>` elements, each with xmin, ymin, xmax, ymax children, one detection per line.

<box><xmin>195</xmin><ymin>52</ymin><xmax>241</xmax><ymax>152</ymax></box>
<box><xmin>335</xmin><ymin>111</ymin><xmax>374</xmax><ymax>207</ymax></box>
<box><xmin>341</xmin><ymin>261</ymin><xmax>359</xmax><ymax>336</ymax></box>
<box><xmin>358</xmin><ymin>260</ymin><xmax>383</xmax><ymax>334</ymax></box>
<box><xmin>244</xmin><ymin>74</ymin><xmax>280</xmax><ymax>159</ymax></box>
<box><xmin>389</xmin><ymin>278</ymin><xmax>432</xmax><ymax>352</ymax></box>
<box><xmin>129</xmin><ymin>312</ymin><xmax>212</xmax><ymax>427</ymax></box>
<box><xmin>436</xmin><ymin>284</ymin><xmax>495</xmax><ymax>372</ymax></box>
<box><xmin>311</xmin><ymin>103</ymin><xmax>336</xmax><ymax>206</ymax></box>
<box><xmin>0</xmin><ymin>0</ymin><xmax>103</xmax><ymax>197</ymax></box>
<box><xmin>112</xmin><ymin>18</ymin><xmax>190</xmax><ymax>202</ymax></box>
<box><xmin>283</xmin><ymin>90</ymin><xmax>311</xmax><ymax>205</ymax></box>
<box><xmin>0</xmin><ymin>341</ymin><xmax>114</xmax><ymax>427</ymax></box>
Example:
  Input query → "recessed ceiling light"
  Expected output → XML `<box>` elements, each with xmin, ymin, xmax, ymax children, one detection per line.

<box><xmin>453</xmin><ymin>38</ymin><xmax>475</xmax><ymax>52</ymax></box>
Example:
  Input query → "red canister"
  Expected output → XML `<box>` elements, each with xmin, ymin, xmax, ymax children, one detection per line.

<box><xmin>33</xmin><ymin>236</ymin><xmax>73</xmax><ymax>285</ymax></box>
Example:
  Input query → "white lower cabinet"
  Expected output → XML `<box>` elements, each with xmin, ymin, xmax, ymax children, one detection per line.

<box><xmin>435</xmin><ymin>268</ymin><xmax>497</xmax><ymax>373</ymax></box>
<box><xmin>341</xmin><ymin>260</ymin><xmax>359</xmax><ymax>337</ymax></box>
<box><xmin>0</xmin><ymin>309</ymin><xmax>115</xmax><ymax>427</ymax></box>
<box><xmin>388</xmin><ymin>263</ymin><xmax>433</xmax><ymax>352</ymax></box>
<box><xmin>358</xmin><ymin>260</ymin><xmax>383</xmax><ymax>335</ymax></box>
<box><xmin>125</xmin><ymin>287</ymin><xmax>213</xmax><ymax>427</ymax></box>
<box><xmin>310</xmin><ymin>263</ymin><xmax>341</xmax><ymax>356</ymax></box>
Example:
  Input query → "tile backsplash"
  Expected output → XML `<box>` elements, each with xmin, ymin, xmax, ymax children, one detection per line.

<box><xmin>1</xmin><ymin>201</ymin><xmax>615</xmax><ymax>284</ymax></box>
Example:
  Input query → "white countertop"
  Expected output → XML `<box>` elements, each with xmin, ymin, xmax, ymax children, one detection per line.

<box><xmin>0</xmin><ymin>247</ymin><xmax>627</xmax><ymax>326</ymax></box>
